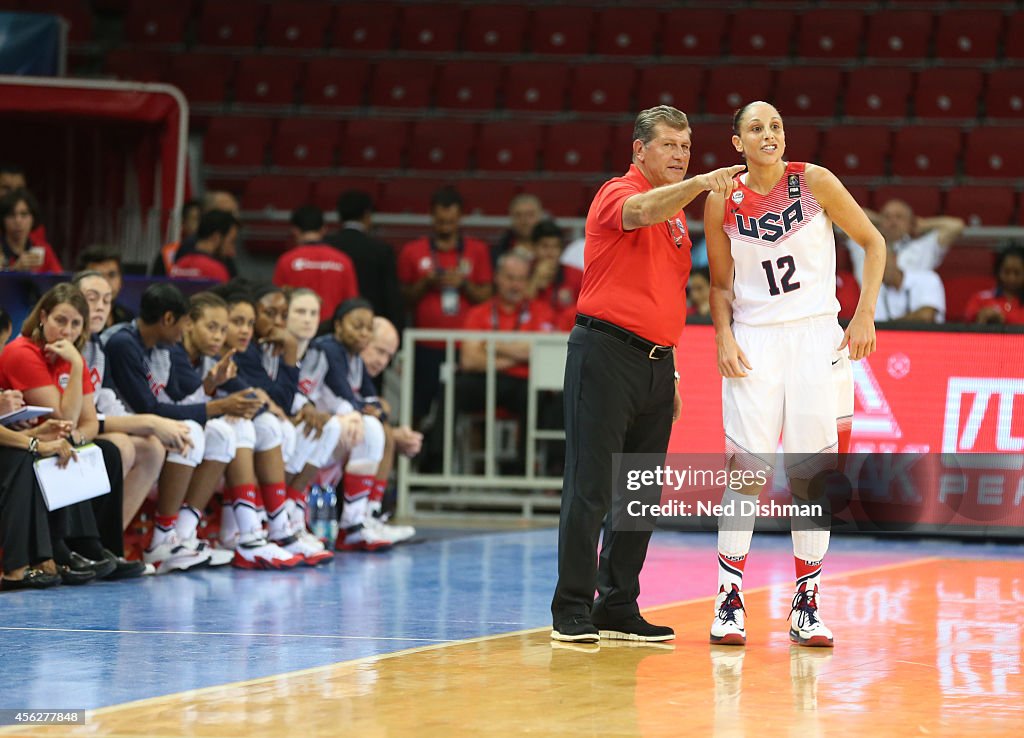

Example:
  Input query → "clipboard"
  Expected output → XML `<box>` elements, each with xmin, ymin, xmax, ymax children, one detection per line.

<box><xmin>32</xmin><ymin>443</ymin><xmax>112</xmax><ymax>511</ymax></box>
<box><xmin>0</xmin><ymin>405</ymin><xmax>53</xmax><ymax>427</ymax></box>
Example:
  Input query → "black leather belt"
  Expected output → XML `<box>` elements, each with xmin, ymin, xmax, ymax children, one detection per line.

<box><xmin>575</xmin><ymin>314</ymin><xmax>674</xmax><ymax>360</ymax></box>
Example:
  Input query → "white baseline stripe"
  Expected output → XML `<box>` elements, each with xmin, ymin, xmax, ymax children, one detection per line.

<box><xmin>0</xmin><ymin>626</ymin><xmax>450</xmax><ymax>643</ymax></box>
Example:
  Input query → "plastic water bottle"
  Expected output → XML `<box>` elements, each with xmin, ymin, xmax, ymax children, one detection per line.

<box><xmin>323</xmin><ymin>484</ymin><xmax>339</xmax><ymax>547</ymax></box>
<box><xmin>310</xmin><ymin>485</ymin><xmax>327</xmax><ymax>542</ymax></box>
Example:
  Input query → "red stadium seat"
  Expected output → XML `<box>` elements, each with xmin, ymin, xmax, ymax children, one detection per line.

<box><xmin>271</xmin><ymin>119</ymin><xmax>342</xmax><ymax>168</ymax></box>
<box><xmin>524</xmin><ymin>180</ymin><xmax>590</xmax><ymax>217</ymax></box>
<box><xmin>166</xmin><ymin>54</ymin><xmax>235</xmax><ymax>104</ymax></box>
<box><xmin>773</xmin><ymin>67</ymin><xmax>841</xmax><ymax>118</ymax></box>
<box><xmin>865</xmin><ymin>11</ymin><xmax>933</xmax><ymax>59</ymax></box>
<box><xmin>943</xmin><ymin>275</ymin><xmax>997</xmax><ymax>322</ymax></box>
<box><xmin>844</xmin><ymin>67</ymin><xmax>913</xmax><ymax>118</ymax></box>
<box><xmin>570</xmin><ymin>65</ymin><xmax>635</xmax><ymax>114</ymax></box>
<box><xmin>369</xmin><ymin>60</ymin><xmax>436</xmax><ymax>109</ymax></box>
<box><xmin>379</xmin><ymin>178</ymin><xmax>449</xmax><ymax>214</ymax></box>
<box><xmin>963</xmin><ymin>126</ymin><xmax>1024</xmax><ymax>178</ymax></box>
<box><xmin>1006</xmin><ymin>13</ymin><xmax>1024</xmax><ymax>60</ymax></box>
<box><xmin>234</xmin><ymin>56</ymin><xmax>302</xmax><ymax>105</ymax></box>
<box><xmin>463</xmin><ymin>180</ymin><xmax>522</xmax><ymax>216</ymax></box>
<box><xmin>704</xmin><ymin>66</ymin><xmax>774</xmax><ymax>116</ymax></box>
<box><xmin>105</xmin><ymin>49</ymin><xmax>169</xmax><ymax>82</ymax></box>
<box><xmin>203</xmin><ymin>116</ymin><xmax>273</xmax><ymax>167</ymax></box>
<box><xmin>819</xmin><ymin>126</ymin><xmax>890</xmax><ymax>178</ymax></box>
<box><xmin>693</xmin><ymin>129</ymin><xmax>743</xmax><ymax>171</ymax></box>
<box><xmin>983</xmin><ymin>70</ymin><xmax>1024</xmax><ymax>120</ymax></box>
<box><xmin>264</xmin><ymin>1</ymin><xmax>332</xmax><ymax>49</ymax></box>
<box><xmin>333</xmin><ymin>2</ymin><xmax>396</xmax><ymax>51</ymax></box>
<box><xmin>836</xmin><ymin>270</ymin><xmax>860</xmax><ymax>320</ymax></box>
<box><xmin>197</xmin><ymin>0</ymin><xmax>263</xmax><ymax>47</ymax></box>
<box><xmin>728</xmin><ymin>12</ymin><xmax>795</xmax><ymax>58</ymax></box>
<box><xmin>661</xmin><ymin>8</ymin><xmax>728</xmax><ymax>57</ymax></box>
<box><xmin>27</xmin><ymin>0</ymin><xmax>93</xmax><ymax>43</ymax></box>
<box><xmin>504</xmin><ymin>62</ymin><xmax>569</xmax><ymax>112</ymax></box>
<box><xmin>610</xmin><ymin>124</ymin><xmax>639</xmax><ymax>171</ymax></box>
<box><xmin>476</xmin><ymin>122</ymin><xmax>541</xmax><ymax>173</ymax></box>
<box><xmin>435</xmin><ymin>61</ymin><xmax>502</xmax><ymax>111</ymax></box>
<box><xmin>123</xmin><ymin>1</ymin><xmax>190</xmax><ymax>45</ymax></box>
<box><xmin>408</xmin><ymin>121</ymin><xmax>477</xmax><ymax>171</ymax></box>
<box><xmin>945</xmin><ymin>186</ymin><xmax>1015</xmax><ymax>226</ymax></box>
<box><xmin>843</xmin><ymin>185</ymin><xmax>872</xmax><ymax>212</ymax></box>
<box><xmin>463</xmin><ymin>4</ymin><xmax>528</xmax><ymax>53</ymax></box>
<box><xmin>635</xmin><ymin>66</ymin><xmax>704</xmax><ymax>115</ymax></box>
<box><xmin>593</xmin><ymin>7</ymin><xmax>660</xmax><ymax>56</ymax></box>
<box><xmin>913</xmin><ymin>68</ymin><xmax>983</xmax><ymax>119</ymax></box>
<box><xmin>796</xmin><ymin>9</ymin><xmax>864</xmax><ymax>59</ymax></box>
<box><xmin>890</xmin><ymin>127</ymin><xmax>960</xmax><ymax>178</ymax></box>
<box><xmin>302</xmin><ymin>58</ymin><xmax>369</xmax><ymax>108</ymax></box>
<box><xmin>339</xmin><ymin>120</ymin><xmax>409</xmax><ymax>170</ymax></box>
<box><xmin>529</xmin><ymin>7</ymin><xmax>594</xmax><ymax>55</ymax></box>
<box><xmin>242</xmin><ymin>176</ymin><xmax>313</xmax><ymax>212</ymax></box>
<box><xmin>939</xmin><ymin>247</ymin><xmax>996</xmax><ymax>279</ymax></box>
<box><xmin>313</xmin><ymin>178</ymin><xmax>383</xmax><ymax>213</ymax></box>
<box><xmin>398</xmin><ymin>3</ymin><xmax>462</xmax><ymax>52</ymax></box>
<box><xmin>778</xmin><ymin>123</ymin><xmax>821</xmax><ymax>164</ymax></box>
<box><xmin>542</xmin><ymin>122</ymin><xmax>612</xmax><ymax>173</ymax></box>
<box><xmin>872</xmin><ymin>185</ymin><xmax>941</xmax><ymax>217</ymax></box>
<box><xmin>933</xmin><ymin>9</ymin><xmax>1002</xmax><ymax>60</ymax></box>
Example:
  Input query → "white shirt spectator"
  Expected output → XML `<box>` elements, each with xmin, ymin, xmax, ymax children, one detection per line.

<box><xmin>847</xmin><ymin>230</ymin><xmax>944</xmax><ymax>284</ymax></box>
<box><xmin>875</xmin><ymin>269</ymin><xmax>946</xmax><ymax>323</ymax></box>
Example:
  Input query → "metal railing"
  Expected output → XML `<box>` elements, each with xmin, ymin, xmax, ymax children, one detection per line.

<box><xmin>396</xmin><ymin>328</ymin><xmax>569</xmax><ymax>519</ymax></box>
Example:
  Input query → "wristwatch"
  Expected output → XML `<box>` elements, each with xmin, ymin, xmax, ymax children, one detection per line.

<box><xmin>674</xmin><ymin>371</ymin><xmax>680</xmax><ymax>382</ymax></box>
<box><xmin>27</xmin><ymin>437</ymin><xmax>39</xmax><ymax>456</ymax></box>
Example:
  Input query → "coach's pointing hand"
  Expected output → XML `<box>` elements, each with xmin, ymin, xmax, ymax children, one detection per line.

<box><xmin>700</xmin><ymin>165</ymin><xmax>746</xmax><ymax>196</ymax></box>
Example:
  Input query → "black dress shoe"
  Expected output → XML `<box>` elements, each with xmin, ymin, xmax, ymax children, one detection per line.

<box><xmin>59</xmin><ymin>565</ymin><xmax>96</xmax><ymax>585</ymax></box>
<box><xmin>592</xmin><ymin>614</ymin><xmax>675</xmax><ymax>642</ymax></box>
<box><xmin>1</xmin><ymin>568</ymin><xmax>61</xmax><ymax>591</ymax></box>
<box><xmin>66</xmin><ymin>551</ymin><xmax>116</xmax><ymax>579</ymax></box>
<box><xmin>100</xmin><ymin>549</ymin><xmax>146</xmax><ymax>581</ymax></box>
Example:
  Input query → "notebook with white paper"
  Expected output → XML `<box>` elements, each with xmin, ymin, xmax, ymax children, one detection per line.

<box><xmin>33</xmin><ymin>443</ymin><xmax>111</xmax><ymax>511</ymax></box>
<box><xmin>0</xmin><ymin>405</ymin><xmax>53</xmax><ymax>427</ymax></box>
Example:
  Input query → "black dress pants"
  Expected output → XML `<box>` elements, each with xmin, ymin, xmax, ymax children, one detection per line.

<box><xmin>551</xmin><ymin>325</ymin><xmax>674</xmax><ymax>625</ymax></box>
<box><xmin>0</xmin><ymin>448</ymin><xmax>53</xmax><ymax>572</ymax></box>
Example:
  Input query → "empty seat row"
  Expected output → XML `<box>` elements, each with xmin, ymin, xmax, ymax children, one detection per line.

<box><xmin>226</xmin><ymin>172</ymin><xmax>1024</xmax><ymax>226</ymax></box>
<box><xmin>105</xmin><ymin>52</ymin><xmax>1024</xmax><ymax>121</ymax></box>
<box><xmin>124</xmin><ymin>1</ymin><xmax>1024</xmax><ymax>62</ymax></box>
<box><xmin>203</xmin><ymin>115</ymin><xmax>1024</xmax><ymax>182</ymax></box>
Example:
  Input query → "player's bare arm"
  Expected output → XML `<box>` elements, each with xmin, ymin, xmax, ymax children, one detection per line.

<box><xmin>621</xmin><ymin>164</ymin><xmax>746</xmax><ymax>231</ymax></box>
<box><xmin>705</xmin><ymin>191</ymin><xmax>752</xmax><ymax>378</ymax></box>
<box><xmin>806</xmin><ymin>164</ymin><xmax>883</xmax><ymax>361</ymax></box>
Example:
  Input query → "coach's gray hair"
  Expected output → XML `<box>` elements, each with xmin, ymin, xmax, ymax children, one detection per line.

<box><xmin>496</xmin><ymin>250</ymin><xmax>533</xmax><ymax>275</ymax></box>
<box><xmin>632</xmin><ymin>106</ymin><xmax>690</xmax><ymax>148</ymax></box>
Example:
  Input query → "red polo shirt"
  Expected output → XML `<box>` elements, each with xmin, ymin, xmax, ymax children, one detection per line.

<box><xmin>273</xmin><ymin>243</ymin><xmax>359</xmax><ymax>319</ymax></box>
<box><xmin>398</xmin><ymin>236</ymin><xmax>493</xmax><ymax>331</ymax></box>
<box><xmin>576</xmin><ymin>164</ymin><xmax>692</xmax><ymax>346</ymax></box>
<box><xmin>965</xmin><ymin>289</ymin><xmax>1024</xmax><ymax>325</ymax></box>
<box><xmin>0</xmin><ymin>336</ymin><xmax>94</xmax><ymax>396</ymax></box>
<box><xmin>169</xmin><ymin>253</ymin><xmax>230</xmax><ymax>283</ymax></box>
<box><xmin>463</xmin><ymin>297</ymin><xmax>555</xmax><ymax>379</ymax></box>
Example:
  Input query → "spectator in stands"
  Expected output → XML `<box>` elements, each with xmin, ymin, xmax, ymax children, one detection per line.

<box><xmin>324</xmin><ymin>190</ymin><xmax>403</xmax><ymax>331</ymax></box>
<box><xmin>182</xmin><ymin>199</ymin><xmax>202</xmax><ymax>240</ymax></box>
<box><xmin>965</xmin><ymin>245</ymin><xmax>1024</xmax><ymax>325</ymax></box>
<box><xmin>361</xmin><ymin>316</ymin><xmax>423</xmax><ymax>462</ymax></box>
<box><xmin>0</xmin><ymin>188</ymin><xmax>62</xmax><ymax>273</ymax></box>
<box><xmin>0</xmin><ymin>164</ymin><xmax>26</xmax><ymax>198</ymax></box>
<box><xmin>525</xmin><ymin>220</ymin><xmax>581</xmax><ymax>318</ymax></box>
<box><xmin>273</xmin><ymin>205</ymin><xmax>359</xmax><ymax>321</ymax></box>
<box><xmin>169</xmin><ymin>210</ymin><xmax>238</xmax><ymax>284</ymax></box>
<box><xmin>687</xmin><ymin>267</ymin><xmax>711</xmax><ymax>318</ymax></box>
<box><xmin>493</xmin><ymin>193</ymin><xmax>544</xmax><ymax>266</ymax></box>
<box><xmin>76</xmin><ymin>245</ymin><xmax>134</xmax><ymax>326</ymax></box>
<box><xmin>154</xmin><ymin>191</ymin><xmax>241</xmax><ymax>276</ymax></box>
<box><xmin>398</xmin><ymin>186</ymin><xmax>493</xmax><ymax>425</ymax></box>
<box><xmin>874</xmin><ymin>246</ymin><xmax>946</xmax><ymax>323</ymax></box>
<box><xmin>848</xmin><ymin>199</ymin><xmax>965</xmax><ymax>284</ymax></box>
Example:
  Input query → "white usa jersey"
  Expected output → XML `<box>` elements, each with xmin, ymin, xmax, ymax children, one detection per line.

<box><xmin>722</xmin><ymin>161</ymin><xmax>840</xmax><ymax>326</ymax></box>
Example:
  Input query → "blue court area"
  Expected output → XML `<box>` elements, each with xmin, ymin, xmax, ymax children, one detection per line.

<box><xmin>1</xmin><ymin>528</ymin><xmax>1021</xmax><ymax>711</ymax></box>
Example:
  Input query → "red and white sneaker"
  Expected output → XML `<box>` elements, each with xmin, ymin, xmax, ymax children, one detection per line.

<box><xmin>144</xmin><ymin>532</ymin><xmax>212</xmax><ymax>574</ymax></box>
<box><xmin>231</xmin><ymin>532</ymin><xmax>304</xmax><ymax>570</ymax></box>
<box><xmin>275</xmin><ymin>529</ymin><xmax>334</xmax><ymax>566</ymax></box>
<box><xmin>334</xmin><ymin>523</ymin><xmax>393</xmax><ymax>552</ymax></box>
<box><xmin>789</xmin><ymin>584</ymin><xmax>834</xmax><ymax>648</ymax></box>
<box><xmin>365</xmin><ymin>516</ymin><xmax>416</xmax><ymax>544</ymax></box>
<box><xmin>710</xmin><ymin>584</ymin><xmax>747</xmax><ymax>646</ymax></box>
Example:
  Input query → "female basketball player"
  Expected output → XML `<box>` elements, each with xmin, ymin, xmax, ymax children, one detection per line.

<box><xmin>704</xmin><ymin>101</ymin><xmax>885</xmax><ymax>648</ymax></box>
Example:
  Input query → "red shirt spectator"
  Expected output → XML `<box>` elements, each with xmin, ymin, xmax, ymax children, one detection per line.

<box><xmin>170</xmin><ymin>253</ymin><xmax>230</xmax><ymax>284</ymax></box>
<box><xmin>965</xmin><ymin>289</ymin><xmax>1024</xmax><ymax>325</ymax></box>
<box><xmin>576</xmin><ymin>164</ymin><xmax>692</xmax><ymax>346</ymax></box>
<box><xmin>0</xmin><ymin>335</ymin><xmax>94</xmax><ymax>397</ymax></box>
<box><xmin>463</xmin><ymin>297</ymin><xmax>555</xmax><ymax>380</ymax></box>
<box><xmin>399</xmin><ymin>236</ymin><xmax>493</xmax><ymax>334</ymax></box>
<box><xmin>1</xmin><ymin>188</ymin><xmax>63</xmax><ymax>274</ymax></box>
<box><xmin>965</xmin><ymin>247</ymin><xmax>1024</xmax><ymax>325</ymax></box>
<box><xmin>273</xmin><ymin>243</ymin><xmax>359</xmax><ymax>319</ymax></box>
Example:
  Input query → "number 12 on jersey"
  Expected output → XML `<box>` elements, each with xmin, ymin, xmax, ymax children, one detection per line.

<box><xmin>760</xmin><ymin>255</ymin><xmax>801</xmax><ymax>296</ymax></box>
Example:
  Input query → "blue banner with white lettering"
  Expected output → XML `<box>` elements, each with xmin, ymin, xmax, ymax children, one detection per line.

<box><xmin>0</xmin><ymin>12</ymin><xmax>62</xmax><ymax>76</ymax></box>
